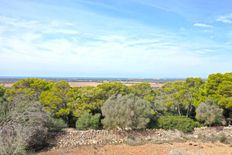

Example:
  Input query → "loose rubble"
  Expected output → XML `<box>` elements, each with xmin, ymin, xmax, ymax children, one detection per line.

<box><xmin>46</xmin><ymin>127</ymin><xmax>232</xmax><ymax>150</ymax></box>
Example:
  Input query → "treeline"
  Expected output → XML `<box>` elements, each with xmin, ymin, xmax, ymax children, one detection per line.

<box><xmin>0</xmin><ymin>73</ymin><xmax>232</xmax><ymax>153</ymax></box>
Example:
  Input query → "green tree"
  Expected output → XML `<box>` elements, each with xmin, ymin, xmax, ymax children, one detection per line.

<box><xmin>0</xmin><ymin>85</ymin><xmax>5</xmax><ymax>97</ymax></box>
<box><xmin>155</xmin><ymin>78</ymin><xmax>204</xmax><ymax>117</ymax></box>
<box><xmin>6</xmin><ymin>78</ymin><xmax>52</xmax><ymax>101</ymax></box>
<box><xmin>129</xmin><ymin>82</ymin><xmax>155</xmax><ymax>103</ymax></box>
<box><xmin>96</xmin><ymin>82</ymin><xmax>129</xmax><ymax>99</ymax></box>
<box><xmin>69</xmin><ymin>82</ymin><xmax>130</xmax><ymax>118</ymax></box>
<box><xmin>204</xmin><ymin>73</ymin><xmax>232</xmax><ymax>121</ymax></box>
<box><xmin>68</xmin><ymin>87</ymin><xmax>104</xmax><ymax>118</ymax></box>
<box><xmin>156</xmin><ymin>81</ymin><xmax>187</xmax><ymax>116</ymax></box>
<box><xmin>40</xmin><ymin>81</ymin><xmax>72</xmax><ymax>124</ymax></box>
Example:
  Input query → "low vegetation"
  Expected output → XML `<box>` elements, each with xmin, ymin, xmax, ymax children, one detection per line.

<box><xmin>0</xmin><ymin>95</ymin><xmax>49</xmax><ymax>155</ymax></box>
<box><xmin>0</xmin><ymin>72</ymin><xmax>232</xmax><ymax>153</ymax></box>
<box><xmin>196</xmin><ymin>100</ymin><xmax>225</xmax><ymax>126</ymax></box>
<box><xmin>101</xmin><ymin>94</ymin><xmax>152</xmax><ymax>130</ymax></box>
<box><xmin>76</xmin><ymin>112</ymin><xmax>100</xmax><ymax>130</ymax></box>
<box><xmin>157</xmin><ymin>115</ymin><xmax>201</xmax><ymax>132</ymax></box>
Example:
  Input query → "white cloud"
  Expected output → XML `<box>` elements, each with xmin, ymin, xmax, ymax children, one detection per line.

<box><xmin>193</xmin><ymin>23</ymin><xmax>213</xmax><ymax>28</ymax></box>
<box><xmin>0</xmin><ymin>15</ymin><xmax>231</xmax><ymax>78</ymax></box>
<box><xmin>217</xmin><ymin>14</ymin><xmax>232</xmax><ymax>24</ymax></box>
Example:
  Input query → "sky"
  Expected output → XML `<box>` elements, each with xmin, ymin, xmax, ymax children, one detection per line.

<box><xmin>0</xmin><ymin>0</ymin><xmax>232</xmax><ymax>78</ymax></box>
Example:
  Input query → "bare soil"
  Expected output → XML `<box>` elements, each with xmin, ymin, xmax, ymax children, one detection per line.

<box><xmin>38</xmin><ymin>142</ymin><xmax>232</xmax><ymax>155</ymax></box>
<box><xmin>37</xmin><ymin>128</ymin><xmax>232</xmax><ymax>155</ymax></box>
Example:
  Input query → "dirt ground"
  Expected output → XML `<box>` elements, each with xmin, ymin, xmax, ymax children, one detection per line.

<box><xmin>38</xmin><ymin>142</ymin><xmax>232</xmax><ymax>155</ymax></box>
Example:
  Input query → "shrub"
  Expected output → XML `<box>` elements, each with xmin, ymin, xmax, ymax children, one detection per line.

<box><xmin>76</xmin><ymin>112</ymin><xmax>100</xmax><ymax>130</ymax></box>
<box><xmin>101</xmin><ymin>94</ymin><xmax>152</xmax><ymax>130</ymax></box>
<box><xmin>196</xmin><ymin>101</ymin><xmax>225</xmax><ymax>126</ymax></box>
<box><xmin>0</xmin><ymin>95</ymin><xmax>49</xmax><ymax>154</ymax></box>
<box><xmin>0</xmin><ymin>123</ymin><xmax>34</xmax><ymax>155</ymax></box>
<box><xmin>48</xmin><ymin>117</ymin><xmax>68</xmax><ymax>132</ymax></box>
<box><xmin>157</xmin><ymin>115</ymin><xmax>201</xmax><ymax>132</ymax></box>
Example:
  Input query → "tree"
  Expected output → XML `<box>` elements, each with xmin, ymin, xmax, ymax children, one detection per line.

<box><xmin>129</xmin><ymin>82</ymin><xmax>155</xmax><ymax>103</ymax></box>
<box><xmin>0</xmin><ymin>85</ymin><xmax>5</xmax><ymax>97</ymax></box>
<box><xmin>156</xmin><ymin>81</ymin><xmax>187</xmax><ymax>116</ymax></box>
<box><xmin>185</xmin><ymin>78</ymin><xmax>205</xmax><ymax>117</ymax></box>
<box><xmin>196</xmin><ymin>100</ymin><xmax>225</xmax><ymax>126</ymax></box>
<box><xmin>101</xmin><ymin>94</ymin><xmax>152</xmax><ymax>130</ymax></box>
<box><xmin>40</xmin><ymin>81</ymin><xmax>72</xmax><ymax>124</ymax></box>
<box><xmin>155</xmin><ymin>78</ymin><xmax>204</xmax><ymax>117</ymax></box>
<box><xmin>69</xmin><ymin>82</ymin><xmax>130</xmax><ymax>119</ymax></box>
<box><xmin>10</xmin><ymin>78</ymin><xmax>52</xmax><ymax>100</ymax></box>
<box><xmin>96</xmin><ymin>82</ymin><xmax>129</xmax><ymax>99</ymax></box>
<box><xmin>204</xmin><ymin>73</ymin><xmax>232</xmax><ymax>121</ymax></box>
<box><xmin>68</xmin><ymin>87</ymin><xmax>104</xmax><ymax>118</ymax></box>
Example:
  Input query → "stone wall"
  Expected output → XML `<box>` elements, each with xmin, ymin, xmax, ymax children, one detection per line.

<box><xmin>48</xmin><ymin>127</ymin><xmax>232</xmax><ymax>150</ymax></box>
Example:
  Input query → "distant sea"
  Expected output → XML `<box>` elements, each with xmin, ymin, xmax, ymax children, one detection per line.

<box><xmin>0</xmin><ymin>76</ymin><xmax>183</xmax><ymax>83</ymax></box>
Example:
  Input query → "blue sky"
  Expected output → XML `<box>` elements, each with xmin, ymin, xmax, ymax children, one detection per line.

<box><xmin>0</xmin><ymin>0</ymin><xmax>232</xmax><ymax>78</ymax></box>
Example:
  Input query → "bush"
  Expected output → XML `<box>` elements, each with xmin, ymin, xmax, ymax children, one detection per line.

<box><xmin>76</xmin><ymin>112</ymin><xmax>100</xmax><ymax>130</ymax></box>
<box><xmin>157</xmin><ymin>115</ymin><xmax>201</xmax><ymax>132</ymax></box>
<box><xmin>196</xmin><ymin>101</ymin><xmax>225</xmax><ymax>126</ymax></box>
<box><xmin>101</xmin><ymin>94</ymin><xmax>152</xmax><ymax>130</ymax></box>
<box><xmin>0</xmin><ymin>95</ymin><xmax>49</xmax><ymax>154</ymax></box>
<box><xmin>48</xmin><ymin>117</ymin><xmax>68</xmax><ymax>132</ymax></box>
<box><xmin>0</xmin><ymin>123</ymin><xmax>34</xmax><ymax>155</ymax></box>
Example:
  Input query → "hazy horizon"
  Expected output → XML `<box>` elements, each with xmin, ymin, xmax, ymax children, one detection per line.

<box><xmin>0</xmin><ymin>0</ymin><xmax>232</xmax><ymax>78</ymax></box>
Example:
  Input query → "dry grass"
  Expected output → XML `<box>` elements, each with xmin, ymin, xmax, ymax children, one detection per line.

<box><xmin>1</xmin><ymin>82</ymin><xmax>163</xmax><ymax>88</ymax></box>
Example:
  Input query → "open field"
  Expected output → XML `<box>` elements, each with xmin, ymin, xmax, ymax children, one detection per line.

<box><xmin>0</xmin><ymin>81</ymin><xmax>163</xmax><ymax>88</ymax></box>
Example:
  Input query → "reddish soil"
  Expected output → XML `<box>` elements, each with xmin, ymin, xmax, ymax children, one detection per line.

<box><xmin>38</xmin><ymin>142</ymin><xmax>232</xmax><ymax>155</ymax></box>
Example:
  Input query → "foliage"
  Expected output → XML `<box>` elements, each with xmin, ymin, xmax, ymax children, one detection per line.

<box><xmin>76</xmin><ymin>112</ymin><xmax>100</xmax><ymax>130</ymax></box>
<box><xmin>1</xmin><ymin>72</ymin><xmax>231</xmax><ymax>153</ymax></box>
<box><xmin>69</xmin><ymin>82</ymin><xmax>131</xmax><ymax>119</ymax></box>
<box><xmin>0</xmin><ymin>94</ymin><xmax>49</xmax><ymax>153</ymax></box>
<box><xmin>68</xmin><ymin>87</ymin><xmax>104</xmax><ymax>118</ymax></box>
<box><xmin>0</xmin><ymin>85</ymin><xmax>5</xmax><ymax>97</ymax></box>
<box><xmin>154</xmin><ymin>78</ymin><xmax>205</xmax><ymax>118</ymax></box>
<box><xmin>40</xmin><ymin>81</ymin><xmax>72</xmax><ymax>124</ymax></box>
<box><xmin>196</xmin><ymin>100</ymin><xmax>225</xmax><ymax>126</ymax></box>
<box><xmin>101</xmin><ymin>94</ymin><xmax>152</xmax><ymax>130</ymax></box>
<box><xmin>1</xmin><ymin>71</ymin><xmax>231</xmax><ymax>132</ymax></box>
<box><xmin>129</xmin><ymin>82</ymin><xmax>155</xmax><ymax>102</ymax></box>
<box><xmin>48</xmin><ymin>117</ymin><xmax>68</xmax><ymax>132</ymax></box>
<box><xmin>157</xmin><ymin>115</ymin><xmax>201</xmax><ymax>132</ymax></box>
<box><xmin>205</xmin><ymin>73</ymin><xmax>232</xmax><ymax>119</ymax></box>
<box><xmin>96</xmin><ymin>82</ymin><xmax>129</xmax><ymax>99</ymax></box>
<box><xmin>0</xmin><ymin>124</ymin><xmax>34</xmax><ymax>155</ymax></box>
<box><xmin>7</xmin><ymin>78</ymin><xmax>52</xmax><ymax>101</ymax></box>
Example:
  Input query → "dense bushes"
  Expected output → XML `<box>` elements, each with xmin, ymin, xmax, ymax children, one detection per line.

<box><xmin>101</xmin><ymin>94</ymin><xmax>152</xmax><ymax>130</ymax></box>
<box><xmin>48</xmin><ymin>117</ymin><xmax>68</xmax><ymax>132</ymax></box>
<box><xmin>157</xmin><ymin>116</ymin><xmax>201</xmax><ymax>132</ymax></box>
<box><xmin>6</xmin><ymin>73</ymin><xmax>232</xmax><ymax>129</ymax></box>
<box><xmin>0</xmin><ymin>72</ymin><xmax>231</xmax><ymax>153</ymax></box>
<box><xmin>0</xmin><ymin>95</ymin><xmax>49</xmax><ymax>154</ymax></box>
<box><xmin>76</xmin><ymin>112</ymin><xmax>100</xmax><ymax>130</ymax></box>
<box><xmin>196</xmin><ymin>101</ymin><xmax>225</xmax><ymax>126</ymax></box>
